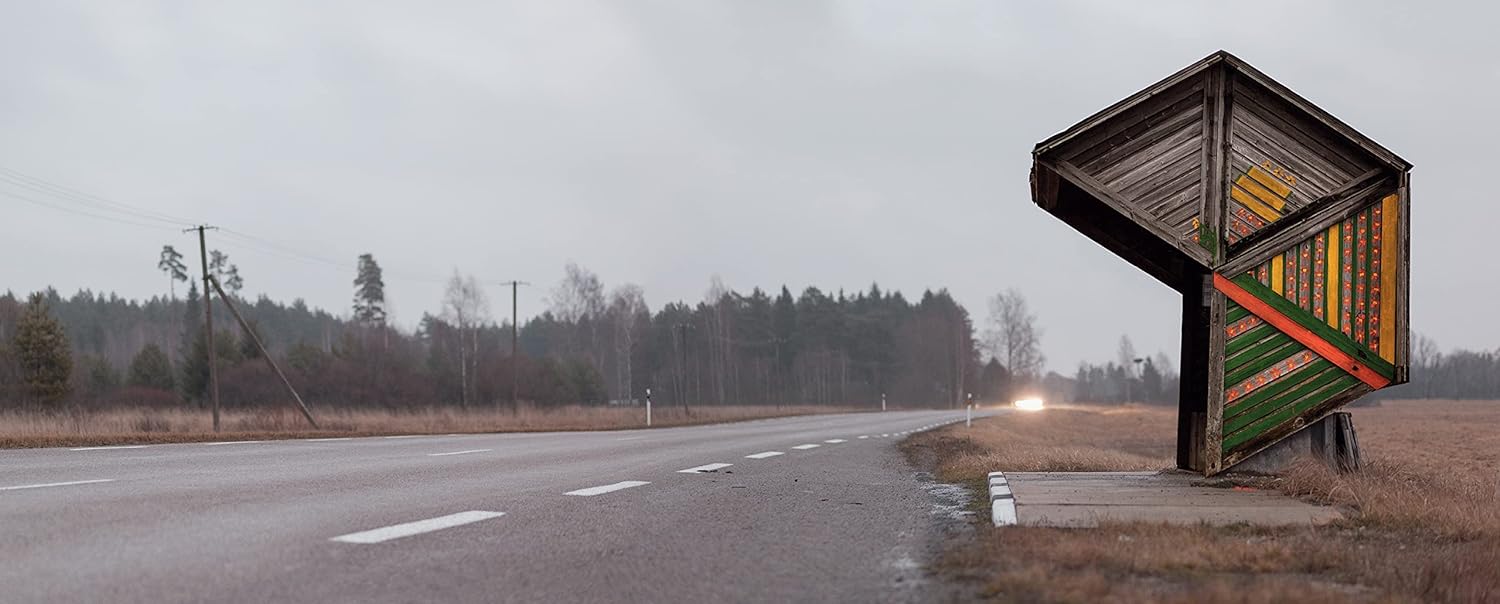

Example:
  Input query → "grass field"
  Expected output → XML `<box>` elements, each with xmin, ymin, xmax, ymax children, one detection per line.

<box><xmin>904</xmin><ymin>400</ymin><xmax>1500</xmax><ymax>603</ymax></box>
<box><xmin>0</xmin><ymin>404</ymin><xmax>855</xmax><ymax>449</ymax></box>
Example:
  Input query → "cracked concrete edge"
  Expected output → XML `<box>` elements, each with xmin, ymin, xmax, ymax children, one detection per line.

<box><xmin>988</xmin><ymin>471</ymin><xmax>1016</xmax><ymax>527</ymax></box>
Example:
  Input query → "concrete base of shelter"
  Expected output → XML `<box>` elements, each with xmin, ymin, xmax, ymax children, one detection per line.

<box><xmin>1004</xmin><ymin>471</ymin><xmax>1343</xmax><ymax>528</ymax></box>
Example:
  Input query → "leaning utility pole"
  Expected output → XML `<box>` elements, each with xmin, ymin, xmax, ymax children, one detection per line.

<box><xmin>185</xmin><ymin>225</ymin><xmax>221</xmax><ymax>432</ymax></box>
<box><xmin>207</xmin><ymin>275</ymin><xmax>319</xmax><ymax>429</ymax></box>
<box><xmin>496</xmin><ymin>280</ymin><xmax>530</xmax><ymax>409</ymax></box>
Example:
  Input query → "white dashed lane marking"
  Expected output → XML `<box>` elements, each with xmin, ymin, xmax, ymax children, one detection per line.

<box><xmin>427</xmin><ymin>449</ymin><xmax>491</xmax><ymax>457</ymax></box>
<box><xmin>791</xmin><ymin>444</ymin><xmax>820</xmax><ymax>450</ymax></box>
<box><xmin>745</xmin><ymin>451</ymin><xmax>783</xmax><ymax>459</ymax></box>
<box><xmin>858</xmin><ymin>435</ymin><xmax>869</xmax><ymax>439</ymax></box>
<box><xmin>330</xmin><ymin>511</ymin><xmax>505</xmax><ymax>544</ymax></box>
<box><xmin>824</xmin><ymin>439</ymin><xmax>847</xmax><ymax>444</ymax></box>
<box><xmin>0</xmin><ymin>479</ymin><xmax>115</xmax><ymax>492</ymax></box>
<box><xmin>678</xmin><ymin>463</ymin><xmax>733</xmax><ymax>474</ymax></box>
<box><xmin>565</xmin><ymin>481</ymin><xmax>650</xmax><ymax>496</ymax></box>
<box><xmin>69</xmin><ymin>445</ymin><xmax>146</xmax><ymax>451</ymax></box>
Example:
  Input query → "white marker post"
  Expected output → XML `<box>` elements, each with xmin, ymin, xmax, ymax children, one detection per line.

<box><xmin>645</xmin><ymin>388</ymin><xmax>652</xmax><ymax>427</ymax></box>
<box><xmin>881</xmin><ymin>393</ymin><xmax>887</xmax><ymax>412</ymax></box>
<box><xmin>966</xmin><ymin>393</ymin><xmax>974</xmax><ymax>428</ymax></box>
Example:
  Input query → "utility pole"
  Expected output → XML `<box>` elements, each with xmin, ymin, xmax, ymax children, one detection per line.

<box><xmin>185</xmin><ymin>225</ymin><xmax>221</xmax><ymax>432</ymax></box>
<box><xmin>1128</xmin><ymin>357</ymin><xmax>1145</xmax><ymax>403</ymax></box>
<box><xmin>675</xmin><ymin>323</ymin><xmax>694</xmax><ymax>414</ymax></box>
<box><xmin>496</xmin><ymin>280</ymin><xmax>530</xmax><ymax>410</ymax></box>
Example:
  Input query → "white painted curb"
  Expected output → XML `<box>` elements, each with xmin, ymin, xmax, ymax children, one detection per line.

<box><xmin>989</xmin><ymin>471</ymin><xmax>1016</xmax><ymax>527</ymax></box>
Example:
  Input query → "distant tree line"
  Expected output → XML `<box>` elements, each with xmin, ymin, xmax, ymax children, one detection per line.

<box><xmin>1062</xmin><ymin>332</ymin><xmax>1496</xmax><ymax>406</ymax></box>
<box><xmin>0</xmin><ymin>250</ymin><xmax>1057</xmax><ymax>413</ymax></box>
<box><xmin>1068</xmin><ymin>336</ymin><xmax>1181</xmax><ymax>406</ymax></box>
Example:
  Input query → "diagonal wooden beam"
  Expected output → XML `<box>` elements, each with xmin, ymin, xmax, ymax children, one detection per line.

<box><xmin>1214</xmin><ymin>274</ymin><xmax>1391</xmax><ymax>389</ymax></box>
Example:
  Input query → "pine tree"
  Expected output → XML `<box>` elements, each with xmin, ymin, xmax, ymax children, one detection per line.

<box><xmin>209</xmin><ymin>250</ymin><xmax>243</xmax><ymax>293</ymax></box>
<box><xmin>13</xmin><ymin>292</ymin><xmax>72</xmax><ymax>405</ymax></box>
<box><xmin>353</xmin><ymin>253</ymin><xmax>387</xmax><ymax>326</ymax></box>
<box><xmin>128</xmin><ymin>343</ymin><xmax>176</xmax><ymax>391</ymax></box>
<box><xmin>157</xmin><ymin>245</ymin><xmax>188</xmax><ymax>299</ymax></box>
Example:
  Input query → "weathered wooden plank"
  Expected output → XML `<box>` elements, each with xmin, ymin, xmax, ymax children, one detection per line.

<box><xmin>1233</xmin><ymin>77</ymin><xmax>1371</xmax><ymax>177</ymax></box>
<box><xmin>1219</xmin><ymin>53</ymin><xmax>1409</xmax><ymax>171</ymax></box>
<box><xmin>1205</xmin><ymin>281</ymin><xmax>1227</xmax><ymax>472</ymax></box>
<box><xmin>1036</xmin><ymin>53</ymin><xmax>1220</xmax><ymax>157</ymax></box>
<box><xmin>1044</xmin><ymin>159</ymin><xmax>1213</xmax><ymax>267</ymax></box>
<box><xmin>1075</xmin><ymin>99</ymin><xmax>1204</xmax><ymax>174</ymax></box>
<box><xmin>1203</xmin><ymin>64</ymin><xmax>1230</xmax><ymax>261</ymax></box>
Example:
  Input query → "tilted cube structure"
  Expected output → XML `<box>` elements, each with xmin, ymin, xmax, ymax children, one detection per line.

<box><xmin>1030</xmin><ymin>51</ymin><xmax>1411</xmax><ymax>474</ymax></box>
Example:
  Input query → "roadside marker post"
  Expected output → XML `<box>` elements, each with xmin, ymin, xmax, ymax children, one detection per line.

<box><xmin>645</xmin><ymin>388</ymin><xmax>652</xmax><ymax>427</ymax></box>
<box><xmin>966</xmin><ymin>393</ymin><xmax>974</xmax><ymax>428</ymax></box>
<box><xmin>881</xmin><ymin>393</ymin><xmax>886</xmax><ymax>412</ymax></box>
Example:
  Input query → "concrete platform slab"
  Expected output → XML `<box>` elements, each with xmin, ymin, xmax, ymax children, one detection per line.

<box><xmin>1004</xmin><ymin>471</ymin><xmax>1343</xmax><ymax>528</ymax></box>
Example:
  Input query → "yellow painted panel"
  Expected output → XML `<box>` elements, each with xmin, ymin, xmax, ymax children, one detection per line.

<box><xmin>1326</xmin><ymin>222</ymin><xmax>1341</xmax><ymax>331</ymax></box>
<box><xmin>1380</xmin><ymin>194</ymin><xmax>1399</xmax><ymax>362</ymax></box>
<box><xmin>1248</xmin><ymin>166</ymin><xmax>1293</xmax><ymax>199</ymax></box>
<box><xmin>1231</xmin><ymin>186</ymin><xmax>1280</xmax><ymax>222</ymax></box>
<box><xmin>1238</xmin><ymin>174</ymin><xmax>1288</xmax><ymax>211</ymax></box>
<box><xmin>1271</xmin><ymin>254</ymin><xmax>1285</xmax><ymax>295</ymax></box>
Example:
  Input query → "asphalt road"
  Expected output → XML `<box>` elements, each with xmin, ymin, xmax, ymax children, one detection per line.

<box><xmin>0</xmin><ymin>410</ymin><xmax>985</xmax><ymax>603</ymax></box>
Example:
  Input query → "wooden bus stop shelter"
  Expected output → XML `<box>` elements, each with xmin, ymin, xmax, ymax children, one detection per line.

<box><xmin>1030</xmin><ymin>51</ymin><xmax>1411</xmax><ymax>475</ymax></box>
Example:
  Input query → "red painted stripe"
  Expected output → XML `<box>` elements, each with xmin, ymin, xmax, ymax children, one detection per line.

<box><xmin>1215</xmin><ymin>274</ymin><xmax>1390</xmax><ymax>389</ymax></box>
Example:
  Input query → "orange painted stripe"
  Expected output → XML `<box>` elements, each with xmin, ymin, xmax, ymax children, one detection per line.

<box><xmin>1215</xmin><ymin>274</ymin><xmax>1390</xmax><ymax>389</ymax></box>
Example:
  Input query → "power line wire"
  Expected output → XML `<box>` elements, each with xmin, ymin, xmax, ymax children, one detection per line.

<box><xmin>0</xmin><ymin>166</ymin><xmax>201</xmax><ymax>227</ymax></box>
<box><xmin>0</xmin><ymin>165</ymin><xmax>494</xmax><ymax>287</ymax></box>
<box><xmin>0</xmin><ymin>189</ymin><xmax>182</xmax><ymax>231</ymax></box>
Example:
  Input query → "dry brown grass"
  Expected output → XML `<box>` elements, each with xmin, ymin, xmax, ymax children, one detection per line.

<box><xmin>906</xmin><ymin>404</ymin><xmax>1176</xmax><ymax>483</ymax></box>
<box><xmin>0</xmin><ymin>404</ymin><xmax>854</xmax><ymax>449</ymax></box>
<box><xmin>905</xmin><ymin>400</ymin><xmax>1500</xmax><ymax>603</ymax></box>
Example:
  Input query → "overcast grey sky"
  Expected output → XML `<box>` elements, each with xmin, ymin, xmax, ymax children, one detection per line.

<box><xmin>1</xmin><ymin>1</ymin><xmax>1493</xmax><ymax>373</ymax></box>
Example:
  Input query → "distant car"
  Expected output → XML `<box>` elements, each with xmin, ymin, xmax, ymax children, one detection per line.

<box><xmin>1013</xmin><ymin>398</ymin><xmax>1044</xmax><ymax>412</ymax></box>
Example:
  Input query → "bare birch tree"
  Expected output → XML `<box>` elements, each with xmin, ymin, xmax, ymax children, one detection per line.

<box><xmin>982</xmin><ymin>289</ymin><xmax>1045</xmax><ymax>382</ymax></box>
<box><xmin>442</xmin><ymin>270</ymin><xmax>490</xmax><ymax>408</ymax></box>
<box><xmin>608</xmin><ymin>284</ymin><xmax>647</xmax><ymax>402</ymax></box>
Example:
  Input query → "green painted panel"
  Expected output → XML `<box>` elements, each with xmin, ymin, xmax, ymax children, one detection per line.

<box><xmin>1225</xmin><ymin>334</ymin><xmax>1298</xmax><ymax>382</ymax></box>
<box><xmin>1224</xmin><ymin>357</ymin><xmax>1333</xmax><ymax>419</ymax></box>
<box><xmin>1225</xmin><ymin>365</ymin><xmax>1347</xmax><ymax>434</ymax></box>
<box><xmin>1225</xmin><ymin>341</ymin><xmax>1305</xmax><ymax>387</ymax></box>
<box><xmin>1230</xmin><ymin>274</ymin><xmax>1396</xmax><ymax>378</ymax></box>
<box><xmin>1223</xmin><ymin>374</ymin><xmax>1360</xmax><ymax>451</ymax></box>
<box><xmin>1225</xmin><ymin>323</ymin><xmax>1277</xmax><ymax>357</ymax></box>
<box><xmin>1226</xmin><ymin>303</ymin><xmax>1250</xmax><ymax>324</ymax></box>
